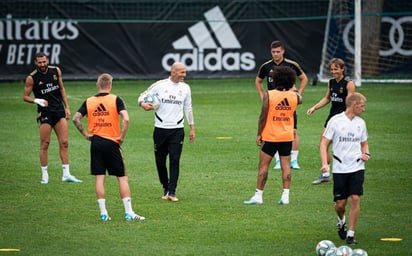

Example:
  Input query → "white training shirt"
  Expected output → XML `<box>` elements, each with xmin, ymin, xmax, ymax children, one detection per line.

<box><xmin>323</xmin><ymin>112</ymin><xmax>368</xmax><ymax>174</ymax></box>
<box><xmin>138</xmin><ymin>78</ymin><xmax>194</xmax><ymax>129</ymax></box>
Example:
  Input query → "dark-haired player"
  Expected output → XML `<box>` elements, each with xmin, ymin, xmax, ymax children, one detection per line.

<box><xmin>255</xmin><ymin>40</ymin><xmax>308</xmax><ymax>170</ymax></box>
<box><xmin>244</xmin><ymin>66</ymin><xmax>302</xmax><ymax>205</ymax></box>
<box><xmin>23</xmin><ymin>52</ymin><xmax>81</xmax><ymax>184</ymax></box>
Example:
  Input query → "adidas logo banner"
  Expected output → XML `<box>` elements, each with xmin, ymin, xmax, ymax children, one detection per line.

<box><xmin>1</xmin><ymin>1</ymin><xmax>330</xmax><ymax>80</ymax></box>
<box><xmin>161</xmin><ymin>6</ymin><xmax>256</xmax><ymax>72</ymax></box>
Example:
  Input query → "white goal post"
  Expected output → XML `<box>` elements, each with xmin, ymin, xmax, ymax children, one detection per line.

<box><xmin>354</xmin><ymin>0</ymin><xmax>361</xmax><ymax>86</ymax></box>
<box><xmin>318</xmin><ymin>0</ymin><xmax>412</xmax><ymax>85</ymax></box>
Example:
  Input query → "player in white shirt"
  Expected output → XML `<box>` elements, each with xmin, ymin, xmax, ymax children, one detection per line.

<box><xmin>320</xmin><ymin>92</ymin><xmax>370</xmax><ymax>245</ymax></box>
<box><xmin>138</xmin><ymin>62</ymin><xmax>195</xmax><ymax>202</ymax></box>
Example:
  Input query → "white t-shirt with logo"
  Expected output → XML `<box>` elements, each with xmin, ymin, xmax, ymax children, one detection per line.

<box><xmin>138</xmin><ymin>78</ymin><xmax>194</xmax><ymax>129</ymax></box>
<box><xmin>323</xmin><ymin>112</ymin><xmax>368</xmax><ymax>174</ymax></box>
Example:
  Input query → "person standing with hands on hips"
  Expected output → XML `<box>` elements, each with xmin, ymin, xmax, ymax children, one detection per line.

<box><xmin>255</xmin><ymin>40</ymin><xmax>308</xmax><ymax>170</ymax></box>
<box><xmin>23</xmin><ymin>52</ymin><xmax>82</xmax><ymax>184</ymax></box>
<box><xmin>320</xmin><ymin>92</ymin><xmax>370</xmax><ymax>245</ymax></box>
<box><xmin>307</xmin><ymin>58</ymin><xmax>356</xmax><ymax>184</ymax></box>
<box><xmin>72</xmin><ymin>73</ymin><xmax>145</xmax><ymax>221</ymax></box>
<box><xmin>138</xmin><ymin>62</ymin><xmax>195</xmax><ymax>202</ymax></box>
<box><xmin>244</xmin><ymin>66</ymin><xmax>302</xmax><ymax>205</ymax></box>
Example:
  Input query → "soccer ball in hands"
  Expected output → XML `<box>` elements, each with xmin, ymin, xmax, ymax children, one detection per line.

<box><xmin>143</xmin><ymin>94</ymin><xmax>161</xmax><ymax>109</ymax></box>
<box><xmin>316</xmin><ymin>240</ymin><xmax>336</xmax><ymax>256</ymax></box>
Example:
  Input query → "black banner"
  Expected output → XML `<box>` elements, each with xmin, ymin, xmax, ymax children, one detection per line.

<box><xmin>4</xmin><ymin>0</ymin><xmax>412</xmax><ymax>80</ymax></box>
<box><xmin>0</xmin><ymin>4</ymin><xmax>327</xmax><ymax>81</ymax></box>
<box><xmin>2</xmin><ymin>1</ymin><xmax>411</xmax><ymax>81</ymax></box>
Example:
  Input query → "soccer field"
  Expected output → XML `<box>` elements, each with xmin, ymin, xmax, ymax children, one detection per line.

<box><xmin>0</xmin><ymin>78</ymin><xmax>411</xmax><ymax>255</ymax></box>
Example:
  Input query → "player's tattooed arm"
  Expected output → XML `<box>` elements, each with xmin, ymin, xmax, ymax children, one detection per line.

<box><xmin>72</xmin><ymin>112</ymin><xmax>92</xmax><ymax>140</ymax></box>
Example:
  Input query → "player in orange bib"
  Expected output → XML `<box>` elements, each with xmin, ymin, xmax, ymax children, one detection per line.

<box><xmin>244</xmin><ymin>66</ymin><xmax>302</xmax><ymax>205</ymax></box>
<box><xmin>73</xmin><ymin>73</ymin><xmax>145</xmax><ymax>221</ymax></box>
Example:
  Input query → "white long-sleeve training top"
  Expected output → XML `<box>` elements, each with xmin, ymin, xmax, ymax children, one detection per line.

<box><xmin>138</xmin><ymin>77</ymin><xmax>194</xmax><ymax>129</ymax></box>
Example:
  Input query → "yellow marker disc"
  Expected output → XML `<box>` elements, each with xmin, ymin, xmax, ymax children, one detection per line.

<box><xmin>380</xmin><ymin>238</ymin><xmax>402</xmax><ymax>242</ymax></box>
<box><xmin>216</xmin><ymin>137</ymin><xmax>232</xmax><ymax>140</ymax></box>
<box><xmin>0</xmin><ymin>248</ymin><xmax>20</xmax><ymax>252</ymax></box>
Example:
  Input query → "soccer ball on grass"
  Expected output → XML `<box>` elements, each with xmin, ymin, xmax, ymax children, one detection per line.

<box><xmin>324</xmin><ymin>248</ymin><xmax>342</xmax><ymax>256</ymax></box>
<box><xmin>351</xmin><ymin>248</ymin><xmax>368</xmax><ymax>256</ymax></box>
<box><xmin>315</xmin><ymin>240</ymin><xmax>336</xmax><ymax>256</ymax></box>
<box><xmin>336</xmin><ymin>245</ymin><xmax>352</xmax><ymax>256</ymax></box>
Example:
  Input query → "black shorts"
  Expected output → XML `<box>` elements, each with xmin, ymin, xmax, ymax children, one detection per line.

<box><xmin>90</xmin><ymin>135</ymin><xmax>126</xmax><ymax>177</ymax></box>
<box><xmin>333</xmin><ymin>170</ymin><xmax>364</xmax><ymax>201</ymax></box>
<box><xmin>261</xmin><ymin>141</ymin><xmax>292</xmax><ymax>157</ymax></box>
<box><xmin>37</xmin><ymin>110</ymin><xmax>66</xmax><ymax>127</ymax></box>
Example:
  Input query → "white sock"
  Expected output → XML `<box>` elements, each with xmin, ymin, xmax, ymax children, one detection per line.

<box><xmin>281</xmin><ymin>189</ymin><xmax>289</xmax><ymax>201</ymax></box>
<box><xmin>338</xmin><ymin>216</ymin><xmax>346</xmax><ymax>225</ymax></box>
<box><xmin>62</xmin><ymin>164</ymin><xmax>70</xmax><ymax>177</ymax></box>
<box><xmin>41</xmin><ymin>166</ymin><xmax>48</xmax><ymax>174</ymax></box>
<box><xmin>41</xmin><ymin>166</ymin><xmax>48</xmax><ymax>179</ymax></box>
<box><xmin>254</xmin><ymin>189</ymin><xmax>263</xmax><ymax>198</ymax></box>
<box><xmin>322</xmin><ymin>171</ymin><xmax>330</xmax><ymax>177</ymax></box>
<box><xmin>347</xmin><ymin>230</ymin><xmax>355</xmax><ymax>237</ymax></box>
<box><xmin>274</xmin><ymin>152</ymin><xmax>280</xmax><ymax>162</ymax></box>
<box><xmin>97</xmin><ymin>199</ymin><xmax>107</xmax><ymax>215</ymax></box>
<box><xmin>122</xmin><ymin>197</ymin><xmax>133</xmax><ymax>214</ymax></box>
<box><xmin>291</xmin><ymin>150</ymin><xmax>299</xmax><ymax>161</ymax></box>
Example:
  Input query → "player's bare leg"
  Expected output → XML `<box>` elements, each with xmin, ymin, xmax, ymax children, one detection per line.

<box><xmin>54</xmin><ymin>118</ymin><xmax>69</xmax><ymax>165</ymax></box>
<box><xmin>244</xmin><ymin>151</ymin><xmax>272</xmax><ymax>205</ymax></box>
<box><xmin>346</xmin><ymin>195</ymin><xmax>360</xmax><ymax>243</ymax></box>
<box><xmin>335</xmin><ymin>199</ymin><xmax>348</xmax><ymax>240</ymax></box>
<box><xmin>278</xmin><ymin>155</ymin><xmax>291</xmax><ymax>204</ymax></box>
<box><xmin>256</xmin><ymin>151</ymin><xmax>272</xmax><ymax>190</ymax></box>
<box><xmin>96</xmin><ymin>175</ymin><xmax>110</xmax><ymax>221</ymax></box>
<box><xmin>290</xmin><ymin>129</ymin><xmax>300</xmax><ymax>169</ymax></box>
<box><xmin>55</xmin><ymin>118</ymin><xmax>81</xmax><ymax>182</ymax></box>
<box><xmin>38</xmin><ymin>123</ymin><xmax>52</xmax><ymax>184</ymax></box>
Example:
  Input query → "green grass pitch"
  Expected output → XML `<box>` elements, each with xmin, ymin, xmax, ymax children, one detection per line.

<box><xmin>0</xmin><ymin>78</ymin><xmax>411</xmax><ymax>255</ymax></box>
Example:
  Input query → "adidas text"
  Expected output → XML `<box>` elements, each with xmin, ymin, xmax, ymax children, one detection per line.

<box><xmin>162</xmin><ymin>48</ymin><xmax>255</xmax><ymax>72</ymax></box>
<box><xmin>275</xmin><ymin>106</ymin><xmax>292</xmax><ymax>110</ymax></box>
<box><xmin>92</xmin><ymin>111</ymin><xmax>110</xmax><ymax>116</ymax></box>
<box><xmin>162</xmin><ymin>6</ymin><xmax>256</xmax><ymax>72</ymax></box>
